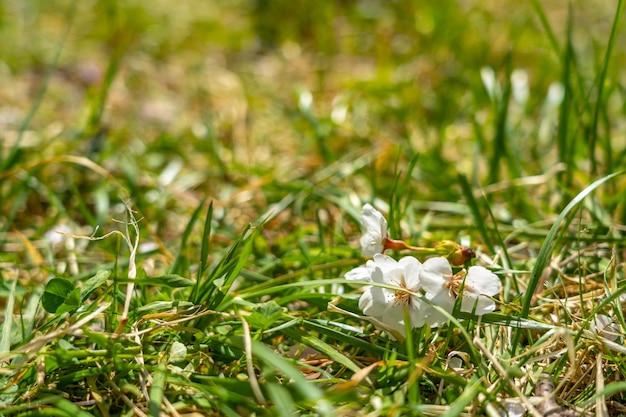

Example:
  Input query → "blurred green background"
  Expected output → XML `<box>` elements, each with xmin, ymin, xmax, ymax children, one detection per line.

<box><xmin>1</xmin><ymin>0</ymin><xmax>624</xmax><ymax>240</ymax></box>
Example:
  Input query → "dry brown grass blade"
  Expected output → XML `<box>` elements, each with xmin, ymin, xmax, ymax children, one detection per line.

<box><xmin>595</xmin><ymin>354</ymin><xmax>609</xmax><ymax>417</ymax></box>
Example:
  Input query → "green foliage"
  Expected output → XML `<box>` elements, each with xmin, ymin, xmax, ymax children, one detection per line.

<box><xmin>42</xmin><ymin>278</ymin><xmax>78</xmax><ymax>314</ymax></box>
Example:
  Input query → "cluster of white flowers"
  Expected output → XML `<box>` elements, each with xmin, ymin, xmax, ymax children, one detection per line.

<box><xmin>347</xmin><ymin>204</ymin><xmax>501</xmax><ymax>337</ymax></box>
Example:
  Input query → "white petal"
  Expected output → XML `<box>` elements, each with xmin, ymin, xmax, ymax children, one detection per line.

<box><xmin>360</xmin><ymin>204</ymin><xmax>387</xmax><ymax>235</ymax></box>
<box><xmin>465</xmin><ymin>266</ymin><xmax>501</xmax><ymax>296</ymax></box>
<box><xmin>381</xmin><ymin>306</ymin><xmax>405</xmax><ymax>327</ymax></box>
<box><xmin>359</xmin><ymin>204</ymin><xmax>388</xmax><ymax>256</ymax></box>
<box><xmin>420</xmin><ymin>257</ymin><xmax>452</xmax><ymax>295</ymax></box>
<box><xmin>371</xmin><ymin>266</ymin><xmax>386</xmax><ymax>284</ymax></box>
<box><xmin>383</xmin><ymin>268</ymin><xmax>405</xmax><ymax>287</ymax></box>
<box><xmin>398</xmin><ymin>256</ymin><xmax>422</xmax><ymax>289</ymax></box>
<box><xmin>460</xmin><ymin>292</ymin><xmax>496</xmax><ymax>315</ymax></box>
<box><xmin>423</xmin><ymin>290</ymin><xmax>455</xmax><ymax>327</ymax></box>
<box><xmin>345</xmin><ymin>265</ymin><xmax>372</xmax><ymax>282</ymax></box>
<box><xmin>359</xmin><ymin>287</ymin><xmax>388</xmax><ymax>317</ymax></box>
<box><xmin>379</xmin><ymin>313</ymin><xmax>406</xmax><ymax>338</ymax></box>
<box><xmin>408</xmin><ymin>298</ymin><xmax>427</xmax><ymax>328</ymax></box>
<box><xmin>360</xmin><ymin>232</ymin><xmax>383</xmax><ymax>257</ymax></box>
<box><xmin>372</xmin><ymin>253</ymin><xmax>399</xmax><ymax>274</ymax></box>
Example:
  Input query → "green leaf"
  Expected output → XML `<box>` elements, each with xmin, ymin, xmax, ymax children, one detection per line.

<box><xmin>247</xmin><ymin>301</ymin><xmax>284</xmax><ymax>330</ymax></box>
<box><xmin>150</xmin><ymin>274</ymin><xmax>195</xmax><ymax>288</ymax></box>
<box><xmin>42</xmin><ymin>278</ymin><xmax>75</xmax><ymax>314</ymax></box>
<box><xmin>81</xmin><ymin>270</ymin><xmax>111</xmax><ymax>302</ymax></box>
<box><xmin>114</xmin><ymin>274</ymin><xmax>195</xmax><ymax>287</ymax></box>
<box><xmin>56</xmin><ymin>288</ymin><xmax>81</xmax><ymax>315</ymax></box>
<box><xmin>135</xmin><ymin>301</ymin><xmax>194</xmax><ymax>316</ymax></box>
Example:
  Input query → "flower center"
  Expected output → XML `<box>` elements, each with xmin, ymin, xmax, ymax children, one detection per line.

<box><xmin>445</xmin><ymin>269</ymin><xmax>467</xmax><ymax>297</ymax></box>
<box><xmin>392</xmin><ymin>274</ymin><xmax>413</xmax><ymax>307</ymax></box>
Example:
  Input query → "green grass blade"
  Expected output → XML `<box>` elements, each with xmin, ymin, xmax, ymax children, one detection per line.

<box><xmin>487</xmin><ymin>54</ymin><xmax>513</xmax><ymax>185</ymax></box>
<box><xmin>149</xmin><ymin>361</ymin><xmax>167</xmax><ymax>417</ymax></box>
<box><xmin>457</xmin><ymin>173</ymin><xmax>495</xmax><ymax>254</ymax></box>
<box><xmin>556</xmin><ymin>6</ymin><xmax>574</xmax><ymax>194</ymax></box>
<box><xmin>191</xmin><ymin>201</ymin><xmax>213</xmax><ymax>302</ymax></box>
<box><xmin>442</xmin><ymin>378</ymin><xmax>484</xmax><ymax>417</ymax></box>
<box><xmin>303</xmin><ymin>319</ymin><xmax>406</xmax><ymax>359</ymax></box>
<box><xmin>227</xmin><ymin>336</ymin><xmax>327</xmax><ymax>404</ymax></box>
<box><xmin>281</xmin><ymin>327</ymin><xmax>361</xmax><ymax>374</ymax></box>
<box><xmin>528</xmin><ymin>0</ymin><xmax>561</xmax><ymax>56</ymax></box>
<box><xmin>267</xmin><ymin>383</ymin><xmax>297</xmax><ymax>417</ymax></box>
<box><xmin>0</xmin><ymin>277</ymin><xmax>17</xmax><ymax>355</ymax></box>
<box><xmin>590</xmin><ymin>0</ymin><xmax>625</xmax><ymax>176</ymax></box>
<box><xmin>170</xmin><ymin>198</ymin><xmax>206</xmax><ymax>276</ymax></box>
<box><xmin>520</xmin><ymin>172</ymin><xmax>621</xmax><ymax>320</ymax></box>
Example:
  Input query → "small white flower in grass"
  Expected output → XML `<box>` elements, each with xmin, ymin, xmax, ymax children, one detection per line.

<box><xmin>347</xmin><ymin>254</ymin><xmax>428</xmax><ymax>336</ymax></box>
<box><xmin>419</xmin><ymin>257</ymin><xmax>501</xmax><ymax>326</ymax></box>
<box><xmin>359</xmin><ymin>204</ymin><xmax>388</xmax><ymax>257</ymax></box>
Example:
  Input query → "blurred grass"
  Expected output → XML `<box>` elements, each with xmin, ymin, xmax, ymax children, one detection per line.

<box><xmin>1</xmin><ymin>0</ymin><xmax>626</xmax><ymax>415</ymax></box>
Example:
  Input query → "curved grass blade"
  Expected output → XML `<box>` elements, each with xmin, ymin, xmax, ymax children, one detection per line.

<box><xmin>520</xmin><ymin>172</ymin><xmax>622</xmax><ymax>319</ymax></box>
<box><xmin>281</xmin><ymin>327</ymin><xmax>361</xmax><ymax>374</ymax></box>
<box><xmin>171</xmin><ymin>198</ymin><xmax>206</xmax><ymax>276</ymax></box>
<box><xmin>514</xmin><ymin>172</ymin><xmax>622</xmax><ymax>348</ymax></box>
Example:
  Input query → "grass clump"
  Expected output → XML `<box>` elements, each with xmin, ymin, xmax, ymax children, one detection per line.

<box><xmin>1</xmin><ymin>0</ymin><xmax>626</xmax><ymax>415</ymax></box>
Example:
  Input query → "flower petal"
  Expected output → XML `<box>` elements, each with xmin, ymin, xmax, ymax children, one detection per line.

<box><xmin>345</xmin><ymin>265</ymin><xmax>372</xmax><ymax>282</ymax></box>
<box><xmin>420</xmin><ymin>257</ymin><xmax>452</xmax><ymax>295</ymax></box>
<box><xmin>423</xmin><ymin>290</ymin><xmax>455</xmax><ymax>327</ymax></box>
<box><xmin>381</xmin><ymin>306</ymin><xmax>405</xmax><ymax>331</ymax></box>
<box><xmin>372</xmin><ymin>253</ymin><xmax>399</xmax><ymax>275</ymax></box>
<box><xmin>360</xmin><ymin>204</ymin><xmax>387</xmax><ymax>234</ymax></box>
<box><xmin>408</xmin><ymin>298</ymin><xmax>427</xmax><ymax>328</ymax></box>
<box><xmin>460</xmin><ymin>292</ymin><xmax>496</xmax><ymax>315</ymax></box>
<box><xmin>360</xmin><ymin>233</ymin><xmax>383</xmax><ymax>257</ymax></box>
<box><xmin>359</xmin><ymin>204</ymin><xmax>388</xmax><ymax>256</ymax></box>
<box><xmin>359</xmin><ymin>287</ymin><xmax>389</xmax><ymax>317</ymax></box>
<box><xmin>465</xmin><ymin>266</ymin><xmax>501</xmax><ymax>296</ymax></box>
<box><xmin>398</xmin><ymin>256</ymin><xmax>422</xmax><ymax>289</ymax></box>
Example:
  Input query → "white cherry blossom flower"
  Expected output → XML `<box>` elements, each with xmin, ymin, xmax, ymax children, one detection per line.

<box><xmin>347</xmin><ymin>254</ymin><xmax>428</xmax><ymax>336</ymax></box>
<box><xmin>419</xmin><ymin>257</ymin><xmax>500</xmax><ymax>326</ymax></box>
<box><xmin>359</xmin><ymin>204</ymin><xmax>388</xmax><ymax>257</ymax></box>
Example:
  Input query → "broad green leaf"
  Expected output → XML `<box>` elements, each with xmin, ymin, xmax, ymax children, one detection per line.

<box><xmin>42</xmin><ymin>278</ymin><xmax>74</xmax><ymax>314</ymax></box>
<box><xmin>56</xmin><ymin>288</ymin><xmax>82</xmax><ymax>315</ymax></box>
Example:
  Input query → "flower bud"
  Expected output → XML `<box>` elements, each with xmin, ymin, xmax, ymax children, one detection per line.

<box><xmin>435</xmin><ymin>240</ymin><xmax>475</xmax><ymax>266</ymax></box>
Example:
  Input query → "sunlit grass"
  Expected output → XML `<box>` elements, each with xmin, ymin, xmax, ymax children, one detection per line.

<box><xmin>1</xmin><ymin>0</ymin><xmax>626</xmax><ymax>415</ymax></box>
